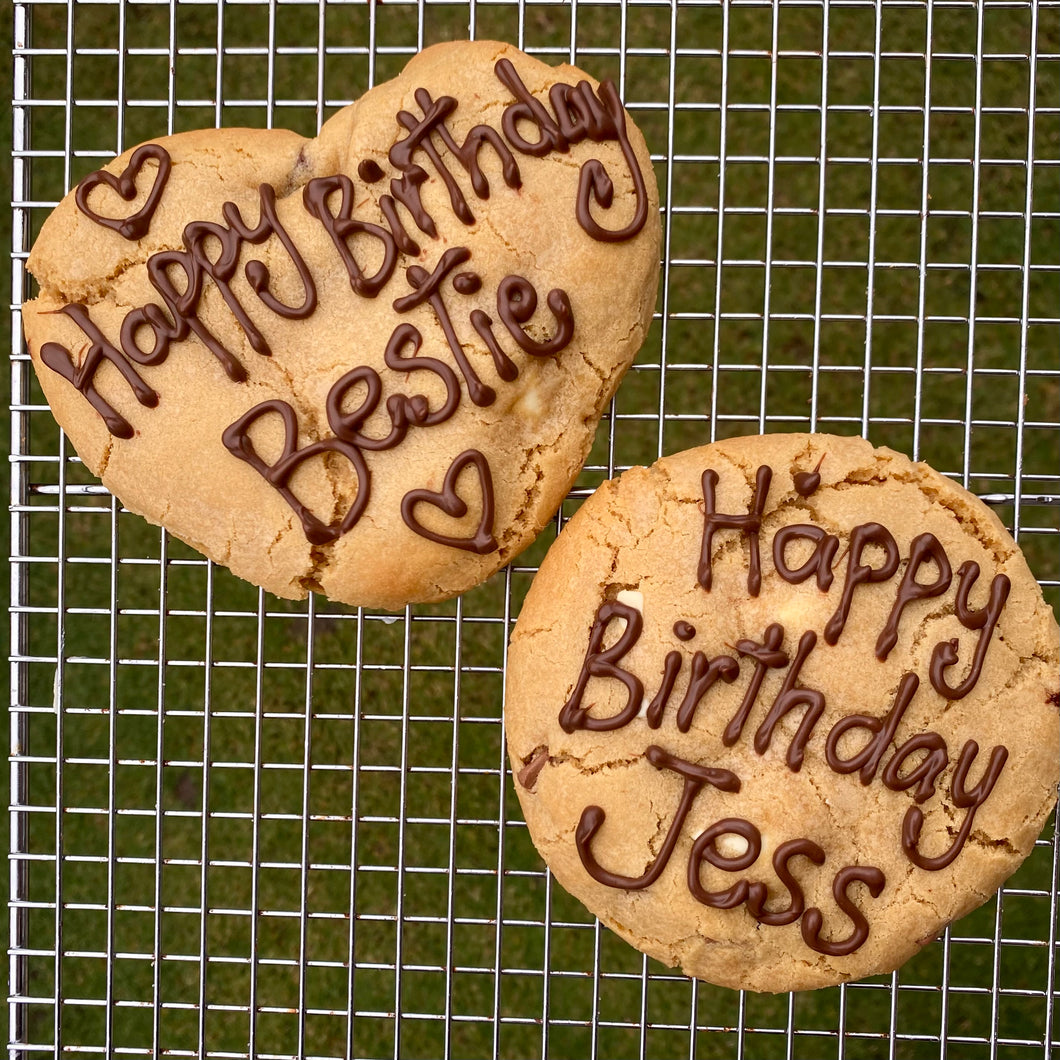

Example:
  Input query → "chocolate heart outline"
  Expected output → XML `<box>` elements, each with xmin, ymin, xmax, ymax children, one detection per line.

<box><xmin>400</xmin><ymin>449</ymin><xmax>498</xmax><ymax>554</ymax></box>
<box><xmin>75</xmin><ymin>143</ymin><xmax>172</xmax><ymax>241</ymax></box>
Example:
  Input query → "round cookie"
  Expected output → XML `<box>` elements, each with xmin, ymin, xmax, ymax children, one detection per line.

<box><xmin>505</xmin><ymin>433</ymin><xmax>1060</xmax><ymax>992</ymax></box>
<box><xmin>23</xmin><ymin>40</ymin><xmax>660</xmax><ymax>609</ymax></box>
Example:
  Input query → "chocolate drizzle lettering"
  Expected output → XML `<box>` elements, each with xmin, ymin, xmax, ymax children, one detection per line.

<box><xmin>303</xmin><ymin>175</ymin><xmax>398</xmax><ymax>297</ymax></box>
<box><xmin>555</xmin><ymin>459</ymin><xmax>1014</xmax><ymax>957</ymax></box>
<box><xmin>801</xmin><ymin>866</ymin><xmax>886</xmax><ymax>957</ymax></box>
<box><xmin>823</xmin><ymin>523</ymin><xmax>900</xmax><ymax>646</ymax></box>
<box><xmin>928</xmin><ymin>562</ymin><xmax>1011</xmax><ymax>700</ymax></box>
<box><xmin>699</xmin><ymin>464</ymin><xmax>772</xmax><ymax>596</ymax></box>
<box><xmin>494</xmin><ymin>59</ymin><xmax>649</xmax><ymax>241</ymax></box>
<box><xmin>575</xmin><ymin>746</ymin><xmax>740</xmax><ymax>890</ymax></box>
<box><xmin>38</xmin><ymin>56</ymin><xmax>652</xmax><ymax>550</ymax></box>
<box><xmin>40</xmin><ymin>304</ymin><xmax>159</xmax><ymax>440</ymax></box>
<box><xmin>559</xmin><ymin>600</ymin><xmax>644</xmax><ymax>733</ymax></box>
<box><xmin>901</xmin><ymin>741</ymin><xmax>1008</xmax><ymax>870</ymax></box>
<box><xmin>221</xmin><ymin>398</ymin><xmax>370</xmax><ymax>545</ymax></box>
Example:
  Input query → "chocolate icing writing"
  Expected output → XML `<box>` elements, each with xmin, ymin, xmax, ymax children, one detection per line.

<box><xmin>220</xmin><ymin>259</ymin><xmax>570</xmax><ymax>544</ymax></box>
<box><xmin>394</xmin><ymin>247</ymin><xmax>498</xmax><ymax>407</ymax></box>
<box><xmin>674</xmin><ymin>652</ymin><xmax>740</xmax><ymax>733</ymax></box>
<box><xmin>179</xmin><ymin>183</ymin><xmax>317</xmax><ymax>357</ymax></box>
<box><xmin>379</xmin><ymin>165</ymin><xmax>431</xmax><ymax>255</ymax></box>
<box><xmin>901</xmin><ymin>740</ymin><xmax>1008</xmax><ymax>870</ymax></box>
<box><xmin>559</xmin><ymin>600</ymin><xmax>644</xmax><ymax>733</ymax></box>
<box><xmin>687</xmin><ymin>819</ymin><xmax>764</xmax><ymax>908</ymax></box>
<box><xmin>47</xmin><ymin>179</ymin><xmax>324</xmax><ymax>433</ymax></box>
<box><xmin>823</xmin><ymin>522</ymin><xmax>901</xmax><ymax>645</ymax></box>
<box><xmin>574</xmin><ymin>746</ymin><xmax>740</xmax><ymax>890</ymax></box>
<box><xmin>222</xmin><ymin>322</ymin><xmax>465</xmax><ymax>542</ymax></box>
<box><xmin>494</xmin><ymin>59</ymin><xmax>649</xmax><ymax>243</ymax></box>
<box><xmin>497</xmin><ymin>276</ymin><xmax>575</xmax><ymax>357</ymax></box>
<box><xmin>39</xmin><ymin>304</ymin><xmax>159</xmax><ymax>439</ymax></box>
<box><xmin>400</xmin><ymin>87</ymin><xmax>522</xmax><ymax>209</ymax></box>
<box><xmin>469</xmin><ymin>310</ymin><xmax>519</xmax><ymax>382</ymax></box>
<box><xmin>221</xmin><ymin>398</ymin><xmax>370</xmax><ymax>545</ymax></box>
<box><xmin>773</xmin><ymin>524</ymin><xmax>839</xmax><ymax>591</ymax></box>
<box><xmin>752</xmin><ymin>630</ymin><xmax>824</xmax><ymax>772</ymax></box>
<box><xmin>303</xmin><ymin>175</ymin><xmax>399</xmax><ymax>297</ymax></box>
<box><xmin>399</xmin><ymin>448</ymin><xmax>498</xmax><ymax>554</ymax></box>
<box><xmin>881</xmin><ymin>732</ymin><xmax>950</xmax><ymax>803</ymax></box>
<box><xmin>553</xmin><ymin>457</ymin><xmax>1021</xmax><ymax>960</ymax></box>
<box><xmin>824</xmin><ymin>672</ymin><xmax>920</xmax><ymax>783</ymax></box>
<box><xmin>391</xmin><ymin>88</ymin><xmax>522</xmax><ymax>229</ymax></box>
<box><xmin>42</xmin><ymin>61</ymin><xmax>648</xmax><ymax>452</ymax></box>
<box><xmin>75</xmin><ymin>143</ymin><xmax>172</xmax><ymax>240</ymax></box>
<box><xmin>928</xmin><ymin>562</ymin><xmax>1010</xmax><ymax>700</ymax></box>
<box><xmin>745</xmin><ymin>839</ymin><xmax>825</xmax><ymax>927</ymax></box>
<box><xmin>378</xmin><ymin>323</ymin><xmax>462</xmax><ymax>434</ymax></box>
<box><xmin>723</xmin><ymin>623</ymin><xmax>788</xmax><ymax>746</ymax></box>
<box><xmin>143</xmin><ymin>248</ymin><xmax>247</xmax><ymax>381</ymax></box>
<box><xmin>800</xmin><ymin>866</ymin><xmax>886</xmax><ymax>957</ymax></box>
<box><xmin>393</xmin><ymin>92</ymin><xmax>477</xmax><ymax>226</ymax></box>
<box><xmin>645</xmin><ymin>651</ymin><xmax>683</xmax><ymax>729</ymax></box>
<box><xmin>699</xmin><ymin>464</ymin><xmax>772</xmax><ymax>596</ymax></box>
<box><xmin>875</xmin><ymin>533</ymin><xmax>952</xmax><ymax>660</ymax></box>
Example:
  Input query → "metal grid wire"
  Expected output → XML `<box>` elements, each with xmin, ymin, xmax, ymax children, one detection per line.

<box><xmin>8</xmin><ymin>1</ymin><xmax>1060</xmax><ymax>1057</ymax></box>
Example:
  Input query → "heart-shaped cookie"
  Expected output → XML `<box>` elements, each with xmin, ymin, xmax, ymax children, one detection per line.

<box><xmin>23</xmin><ymin>41</ymin><xmax>660</xmax><ymax>609</ymax></box>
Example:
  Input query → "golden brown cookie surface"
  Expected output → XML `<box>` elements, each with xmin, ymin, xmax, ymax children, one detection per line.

<box><xmin>505</xmin><ymin>433</ymin><xmax>1060</xmax><ymax>992</ymax></box>
<box><xmin>24</xmin><ymin>40</ymin><xmax>660</xmax><ymax>609</ymax></box>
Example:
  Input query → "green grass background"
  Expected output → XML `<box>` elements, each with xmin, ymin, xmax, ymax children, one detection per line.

<box><xmin>7</xmin><ymin>1</ymin><xmax>1060</xmax><ymax>1058</ymax></box>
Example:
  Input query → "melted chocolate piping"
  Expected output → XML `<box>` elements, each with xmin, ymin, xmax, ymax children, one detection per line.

<box><xmin>399</xmin><ymin>448</ymin><xmax>497</xmax><ymax>554</ymax></box>
<box><xmin>875</xmin><ymin>533</ymin><xmax>952</xmax><ymax>660</ymax></box>
<box><xmin>928</xmin><ymin>563</ymin><xmax>1010</xmax><ymax>700</ymax></box>
<box><xmin>575</xmin><ymin>746</ymin><xmax>740</xmax><ymax>891</ymax></box>
<box><xmin>559</xmin><ymin>601</ymin><xmax>644</xmax><ymax>733</ymax></box>
<box><xmin>221</xmin><ymin>398</ymin><xmax>371</xmax><ymax>545</ymax></box>
<box><xmin>75</xmin><ymin>142</ymin><xmax>172</xmax><ymax>240</ymax></box>
<box><xmin>687</xmin><ymin>819</ymin><xmax>763</xmax><ymax>909</ymax></box>
<box><xmin>801</xmin><ymin>865</ymin><xmax>886</xmax><ymax>957</ymax></box>
<box><xmin>699</xmin><ymin>464</ymin><xmax>772</xmax><ymax>596</ymax></box>
<box><xmin>745</xmin><ymin>838</ymin><xmax>825</xmax><ymax>927</ymax></box>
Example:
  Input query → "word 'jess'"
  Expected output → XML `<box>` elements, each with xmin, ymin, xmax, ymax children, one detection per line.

<box><xmin>576</xmin><ymin>746</ymin><xmax>886</xmax><ymax>958</ymax></box>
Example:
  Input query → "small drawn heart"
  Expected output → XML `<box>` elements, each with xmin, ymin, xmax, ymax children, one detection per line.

<box><xmin>401</xmin><ymin>449</ymin><xmax>498</xmax><ymax>554</ymax></box>
<box><xmin>75</xmin><ymin>143</ymin><xmax>172</xmax><ymax>241</ymax></box>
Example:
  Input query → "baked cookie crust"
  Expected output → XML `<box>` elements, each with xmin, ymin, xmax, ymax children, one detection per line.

<box><xmin>24</xmin><ymin>40</ymin><xmax>660</xmax><ymax>609</ymax></box>
<box><xmin>505</xmin><ymin>433</ymin><xmax>1060</xmax><ymax>992</ymax></box>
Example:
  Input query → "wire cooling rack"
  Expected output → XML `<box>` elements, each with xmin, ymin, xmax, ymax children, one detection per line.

<box><xmin>8</xmin><ymin>1</ymin><xmax>1060</xmax><ymax>1058</ymax></box>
